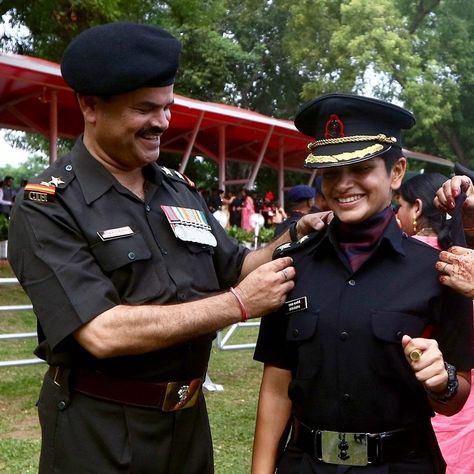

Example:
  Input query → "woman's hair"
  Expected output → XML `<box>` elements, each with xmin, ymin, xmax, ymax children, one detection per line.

<box><xmin>398</xmin><ymin>172</ymin><xmax>451</xmax><ymax>248</ymax></box>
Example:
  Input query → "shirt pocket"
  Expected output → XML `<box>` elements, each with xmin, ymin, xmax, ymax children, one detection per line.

<box><xmin>369</xmin><ymin>310</ymin><xmax>428</xmax><ymax>381</ymax></box>
<box><xmin>286</xmin><ymin>309</ymin><xmax>322</xmax><ymax>379</ymax></box>
<box><xmin>184</xmin><ymin>242</ymin><xmax>219</xmax><ymax>291</ymax></box>
<box><xmin>90</xmin><ymin>233</ymin><xmax>151</xmax><ymax>272</ymax></box>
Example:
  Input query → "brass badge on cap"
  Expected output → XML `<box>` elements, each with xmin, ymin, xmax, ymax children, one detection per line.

<box><xmin>324</xmin><ymin>114</ymin><xmax>345</xmax><ymax>139</ymax></box>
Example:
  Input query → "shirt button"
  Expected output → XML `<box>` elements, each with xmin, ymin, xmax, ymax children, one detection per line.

<box><xmin>177</xmin><ymin>293</ymin><xmax>186</xmax><ymax>301</ymax></box>
<box><xmin>58</xmin><ymin>401</ymin><xmax>67</xmax><ymax>410</ymax></box>
<box><xmin>128</xmin><ymin>252</ymin><xmax>136</xmax><ymax>260</ymax></box>
<box><xmin>340</xmin><ymin>331</ymin><xmax>349</xmax><ymax>341</ymax></box>
<box><xmin>396</xmin><ymin>331</ymin><xmax>403</xmax><ymax>339</ymax></box>
<box><xmin>65</xmin><ymin>164</ymin><xmax>73</xmax><ymax>172</ymax></box>
<box><xmin>292</xmin><ymin>329</ymin><xmax>299</xmax><ymax>338</ymax></box>
<box><xmin>145</xmin><ymin>205</ymin><xmax>151</xmax><ymax>212</ymax></box>
<box><xmin>343</xmin><ymin>394</ymin><xmax>351</xmax><ymax>403</ymax></box>
<box><xmin>161</xmin><ymin>248</ymin><xmax>168</xmax><ymax>255</ymax></box>
<box><xmin>348</xmin><ymin>279</ymin><xmax>356</xmax><ymax>286</ymax></box>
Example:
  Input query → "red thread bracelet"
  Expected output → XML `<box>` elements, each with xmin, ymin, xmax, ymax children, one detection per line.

<box><xmin>464</xmin><ymin>227</ymin><xmax>474</xmax><ymax>233</ymax></box>
<box><xmin>229</xmin><ymin>287</ymin><xmax>249</xmax><ymax>322</ymax></box>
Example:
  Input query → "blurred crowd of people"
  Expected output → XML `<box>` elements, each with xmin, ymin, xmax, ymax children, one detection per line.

<box><xmin>0</xmin><ymin>176</ymin><xmax>28</xmax><ymax>220</ymax></box>
<box><xmin>200</xmin><ymin>177</ymin><xmax>328</xmax><ymax>235</ymax></box>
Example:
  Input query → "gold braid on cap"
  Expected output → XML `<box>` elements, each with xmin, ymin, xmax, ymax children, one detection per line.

<box><xmin>307</xmin><ymin>134</ymin><xmax>397</xmax><ymax>151</ymax></box>
<box><xmin>305</xmin><ymin>144</ymin><xmax>386</xmax><ymax>164</ymax></box>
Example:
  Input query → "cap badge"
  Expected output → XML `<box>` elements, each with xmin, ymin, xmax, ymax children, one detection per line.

<box><xmin>324</xmin><ymin>114</ymin><xmax>345</xmax><ymax>139</ymax></box>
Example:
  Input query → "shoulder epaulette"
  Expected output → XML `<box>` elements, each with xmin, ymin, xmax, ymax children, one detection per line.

<box><xmin>34</xmin><ymin>159</ymin><xmax>75</xmax><ymax>190</ymax></box>
<box><xmin>23</xmin><ymin>164</ymin><xmax>74</xmax><ymax>203</ymax></box>
<box><xmin>273</xmin><ymin>230</ymin><xmax>323</xmax><ymax>259</ymax></box>
<box><xmin>159</xmin><ymin>166</ymin><xmax>196</xmax><ymax>189</ymax></box>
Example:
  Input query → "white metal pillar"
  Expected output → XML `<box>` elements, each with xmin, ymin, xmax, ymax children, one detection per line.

<box><xmin>278</xmin><ymin>136</ymin><xmax>285</xmax><ymax>208</ymax></box>
<box><xmin>179</xmin><ymin>111</ymin><xmax>204</xmax><ymax>174</ymax></box>
<box><xmin>246</xmin><ymin>125</ymin><xmax>274</xmax><ymax>189</ymax></box>
<box><xmin>218</xmin><ymin>125</ymin><xmax>226</xmax><ymax>190</ymax></box>
<box><xmin>49</xmin><ymin>89</ymin><xmax>58</xmax><ymax>163</ymax></box>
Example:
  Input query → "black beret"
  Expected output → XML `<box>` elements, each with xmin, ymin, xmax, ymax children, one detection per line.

<box><xmin>61</xmin><ymin>22</ymin><xmax>181</xmax><ymax>95</ymax></box>
<box><xmin>294</xmin><ymin>93</ymin><xmax>416</xmax><ymax>169</ymax></box>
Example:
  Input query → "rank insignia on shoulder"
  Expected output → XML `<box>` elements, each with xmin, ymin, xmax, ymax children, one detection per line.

<box><xmin>272</xmin><ymin>232</ymin><xmax>320</xmax><ymax>259</ymax></box>
<box><xmin>160</xmin><ymin>166</ymin><xmax>196</xmax><ymax>188</ymax></box>
<box><xmin>24</xmin><ymin>184</ymin><xmax>56</xmax><ymax>203</ymax></box>
<box><xmin>41</xmin><ymin>176</ymin><xmax>65</xmax><ymax>187</ymax></box>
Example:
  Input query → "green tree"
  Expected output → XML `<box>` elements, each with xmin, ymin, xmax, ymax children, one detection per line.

<box><xmin>283</xmin><ymin>0</ymin><xmax>474</xmax><ymax>165</ymax></box>
<box><xmin>5</xmin><ymin>0</ymin><xmax>474</xmax><ymax>173</ymax></box>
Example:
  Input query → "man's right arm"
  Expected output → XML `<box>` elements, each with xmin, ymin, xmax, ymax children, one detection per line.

<box><xmin>74</xmin><ymin>256</ymin><xmax>295</xmax><ymax>358</ymax></box>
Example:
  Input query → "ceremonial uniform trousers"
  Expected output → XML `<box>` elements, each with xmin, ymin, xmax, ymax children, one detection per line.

<box><xmin>8</xmin><ymin>138</ymin><xmax>248</xmax><ymax>473</ymax></box>
<box><xmin>255</xmin><ymin>218</ymin><xmax>473</xmax><ymax>474</ymax></box>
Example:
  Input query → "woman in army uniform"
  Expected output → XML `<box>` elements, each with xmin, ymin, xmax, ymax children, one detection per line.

<box><xmin>252</xmin><ymin>94</ymin><xmax>473</xmax><ymax>474</ymax></box>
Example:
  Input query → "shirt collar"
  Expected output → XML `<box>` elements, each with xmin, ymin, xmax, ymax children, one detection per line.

<box><xmin>307</xmin><ymin>214</ymin><xmax>406</xmax><ymax>258</ymax></box>
<box><xmin>71</xmin><ymin>137</ymin><xmax>163</xmax><ymax>204</ymax></box>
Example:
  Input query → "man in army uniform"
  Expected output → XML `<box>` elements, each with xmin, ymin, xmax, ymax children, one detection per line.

<box><xmin>7</xmin><ymin>22</ymin><xmax>327</xmax><ymax>473</ymax></box>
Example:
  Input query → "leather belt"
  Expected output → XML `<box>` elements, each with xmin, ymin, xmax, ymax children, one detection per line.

<box><xmin>293</xmin><ymin>419</ymin><xmax>429</xmax><ymax>466</ymax></box>
<box><xmin>48</xmin><ymin>366</ymin><xmax>202</xmax><ymax>412</ymax></box>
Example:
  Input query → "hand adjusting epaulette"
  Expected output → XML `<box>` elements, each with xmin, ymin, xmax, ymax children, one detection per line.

<box><xmin>159</xmin><ymin>166</ymin><xmax>196</xmax><ymax>189</ymax></box>
<box><xmin>272</xmin><ymin>230</ymin><xmax>322</xmax><ymax>259</ymax></box>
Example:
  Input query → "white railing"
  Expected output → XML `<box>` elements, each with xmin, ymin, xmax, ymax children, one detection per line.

<box><xmin>0</xmin><ymin>277</ymin><xmax>42</xmax><ymax>367</ymax></box>
<box><xmin>1</xmin><ymin>277</ymin><xmax>259</xmax><ymax>369</ymax></box>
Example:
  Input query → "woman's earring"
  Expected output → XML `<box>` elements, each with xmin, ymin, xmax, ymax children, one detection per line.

<box><xmin>412</xmin><ymin>218</ymin><xmax>417</xmax><ymax>233</ymax></box>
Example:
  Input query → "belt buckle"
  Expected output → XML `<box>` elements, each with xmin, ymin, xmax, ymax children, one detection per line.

<box><xmin>162</xmin><ymin>380</ymin><xmax>200</xmax><ymax>412</ymax></box>
<box><xmin>318</xmin><ymin>430</ymin><xmax>369</xmax><ymax>466</ymax></box>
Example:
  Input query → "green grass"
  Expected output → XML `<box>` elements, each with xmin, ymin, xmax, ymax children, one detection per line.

<box><xmin>0</xmin><ymin>262</ymin><xmax>263</xmax><ymax>473</ymax></box>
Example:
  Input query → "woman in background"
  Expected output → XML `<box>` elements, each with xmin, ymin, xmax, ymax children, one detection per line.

<box><xmin>241</xmin><ymin>188</ymin><xmax>255</xmax><ymax>231</ymax></box>
<box><xmin>397</xmin><ymin>172</ymin><xmax>474</xmax><ymax>474</ymax></box>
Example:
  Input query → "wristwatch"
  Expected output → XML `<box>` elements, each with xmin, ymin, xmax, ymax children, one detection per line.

<box><xmin>427</xmin><ymin>362</ymin><xmax>459</xmax><ymax>402</ymax></box>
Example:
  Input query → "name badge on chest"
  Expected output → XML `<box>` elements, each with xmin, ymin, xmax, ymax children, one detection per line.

<box><xmin>284</xmin><ymin>296</ymin><xmax>308</xmax><ymax>315</ymax></box>
<box><xmin>161</xmin><ymin>205</ymin><xmax>217</xmax><ymax>247</ymax></box>
<box><xmin>97</xmin><ymin>226</ymin><xmax>134</xmax><ymax>241</ymax></box>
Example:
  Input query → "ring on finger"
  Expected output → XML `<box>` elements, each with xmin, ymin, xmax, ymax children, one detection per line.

<box><xmin>409</xmin><ymin>349</ymin><xmax>423</xmax><ymax>362</ymax></box>
<box><xmin>281</xmin><ymin>269</ymin><xmax>288</xmax><ymax>282</ymax></box>
<box><xmin>443</xmin><ymin>262</ymin><xmax>449</xmax><ymax>273</ymax></box>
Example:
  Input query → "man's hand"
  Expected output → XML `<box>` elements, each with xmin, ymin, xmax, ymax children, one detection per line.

<box><xmin>434</xmin><ymin>175</ymin><xmax>474</xmax><ymax>227</ymax></box>
<box><xmin>234</xmin><ymin>257</ymin><xmax>295</xmax><ymax>319</ymax></box>
<box><xmin>436</xmin><ymin>246</ymin><xmax>474</xmax><ymax>299</ymax></box>
<box><xmin>295</xmin><ymin>210</ymin><xmax>333</xmax><ymax>240</ymax></box>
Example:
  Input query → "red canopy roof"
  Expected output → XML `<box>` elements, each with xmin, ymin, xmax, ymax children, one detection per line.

<box><xmin>0</xmin><ymin>53</ymin><xmax>453</xmax><ymax>194</ymax></box>
<box><xmin>0</xmin><ymin>53</ymin><xmax>312</xmax><ymax>174</ymax></box>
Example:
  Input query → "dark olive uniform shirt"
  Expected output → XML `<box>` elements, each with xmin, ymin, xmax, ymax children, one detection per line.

<box><xmin>255</xmin><ymin>218</ymin><xmax>473</xmax><ymax>435</ymax></box>
<box><xmin>9</xmin><ymin>138</ymin><xmax>248</xmax><ymax>381</ymax></box>
<box><xmin>9</xmin><ymin>138</ymin><xmax>249</xmax><ymax>473</ymax></box>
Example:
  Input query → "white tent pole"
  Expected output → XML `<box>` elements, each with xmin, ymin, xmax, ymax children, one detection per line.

<box><xmin>218</xmin><ymin>125</ymin><xmax>226</xmax><ymax>191</ymax></box>
<box><xmin>179</xmin><ymin>111</ymin><xmax>204</xmax><ymax>174</ymax></box>
<box><xmin>278</xmin><ymin>136</ymin><xmax>285</xmax><ymax>208</ymax></box>
<box><xmin>49</xmin><ymin>89</ymin><xmax>58</xmax><ymax>163</ymax></box>
<box><xmin>247</xmin><ymin>125</ymin><xmax>274</xmax><ymax>189</ymax></box>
